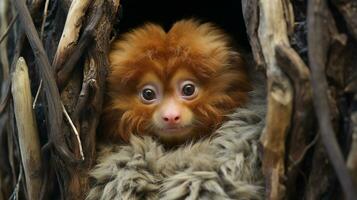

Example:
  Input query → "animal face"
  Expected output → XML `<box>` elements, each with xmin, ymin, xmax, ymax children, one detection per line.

<box><xmin>100</xmin><ymin>19</ymin><xmax>251</xmax><ymax>144</ymax></box>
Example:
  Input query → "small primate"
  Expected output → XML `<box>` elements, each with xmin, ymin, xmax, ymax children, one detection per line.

<box><xmin>100</xmin><ymin>19</ymin><xmax>252</xmax><ymax>145</ymax></box>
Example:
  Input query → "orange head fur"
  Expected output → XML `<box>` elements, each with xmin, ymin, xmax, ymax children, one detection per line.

<box><xmin>100</xmin><ymin>19</ymin><xmax>252</xmax><ymax>145</ymax></box>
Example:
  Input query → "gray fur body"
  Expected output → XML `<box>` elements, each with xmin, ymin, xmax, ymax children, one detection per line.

<box><xmin>87</xmin><ymin>72</ymin><xmax>266</xmax><ymax>200</ymax></box>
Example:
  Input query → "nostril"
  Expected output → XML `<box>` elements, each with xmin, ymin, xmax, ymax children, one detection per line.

<box><xmin>162</xmin><ymin>115</ymin><xmax>180</xmax><ymax>123</ymax></box>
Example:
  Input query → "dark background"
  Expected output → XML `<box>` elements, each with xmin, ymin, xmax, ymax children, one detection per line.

<box><xmin>116</xmin><ymin>0</ymin><xmax>250</xmax><ymax>50</ymax></box>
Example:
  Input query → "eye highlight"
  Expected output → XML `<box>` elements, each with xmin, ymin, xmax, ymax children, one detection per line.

<box><xmin>142</xmin><ymin>89</ymin><xmax>156</xmax><ymax>100</ymax></box>
<box><xmin>182</xmin><ymin>84</ymin><xmax>195</xmax><ymax>96</ymax></box>
<box><xmin>180</xmin><ymin>81</ymin><xmax>198</xmax><ymax>100</ymax></box>
<box><xmin>140</xmin><ymin>85</ymin><xmax>158</xmax><ymax>104</ymax></box>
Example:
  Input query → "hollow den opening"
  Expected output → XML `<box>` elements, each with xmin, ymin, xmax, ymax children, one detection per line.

<box><xmin>116</xmin><ymin>0</ymin><xmax>250</xmax><ymax>50</ymax></box>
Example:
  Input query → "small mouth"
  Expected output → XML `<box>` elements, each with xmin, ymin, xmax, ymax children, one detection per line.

<box><xmin>159</xmin><ymin>126</ymin><xmax>191</xmax><ymax>134</ymax></box>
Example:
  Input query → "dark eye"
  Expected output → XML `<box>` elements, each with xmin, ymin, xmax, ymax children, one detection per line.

<box><xmin>182</xmin><ymin>84</ymin><xmax>195</xmax><ymax>96</ymax></box>
<box><xmin>141</xmin><ymin>88</ymin><xmax>156</xmax><ymax>101</ymax></box>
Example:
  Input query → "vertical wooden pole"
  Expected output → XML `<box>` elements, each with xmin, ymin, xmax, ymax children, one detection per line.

<box><xmin>11</xmin><ymin>57</ymin><xmax>42</xmax><ymax>200</ymax></box>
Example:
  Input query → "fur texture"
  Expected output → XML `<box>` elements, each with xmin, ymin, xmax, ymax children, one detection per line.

<box><xmin>87</xmin><ymin>72</ymin><xmax>266</xmax><ymax>200</ymax></box>
<box><xmin>100</xmin><ymin>19</ymin><xmax>251</xmax><ymax>144</ymax></box>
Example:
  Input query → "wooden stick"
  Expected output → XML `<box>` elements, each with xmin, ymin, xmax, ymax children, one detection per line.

<box><xmin>60</xmin><ymin>0</ymin><xmax>120</xmax><ymax>198</ymax></box>
<box><xmin>52</xmin><ymin>0</ymin><xmax>92</xmax><ymax>72</ymax></box>
<box><xmin>11</xmin><ymin>57</ymin><xmax>42</xmax><ymax>200</ymax></box>
<box><xmin>34</xmin><ymin>0</ymin><xmax>49</xmax><ymax>107</ymax></box>
<box><xmin>62</xmin><ymin>103</ymin><xmax>85</xmax><ymax>160</ymax></box>
<box><xmin>56</xmin><ymin>8</ymin><xmax>102</xmax><ymax>91</ymax></box>
<box><xmin>0</xmin><ymin>14</ymin><xmax>18</xmax><ymax>45</ymax></box>
<box><xmin>32</xmin><ymin>79</ymin><xmax>42</xmax><ymax>109</ymax></box>
<box><xmin>40</xmin><ymin>0</ymin><xmax>50</xmax><ymax>40</ymax></box>
<box><xmin>13</xmin><ymin>0</ymin><xmax>76</xmax><ymax>161</ymax></box>
<box><xmin>307</xmin><ymin>0</ymin><xmax>357</xmax><ymax>199</ymax></box>
<box><xmin>0</xmin><ymin>0</ymin><xmax>10</xmax><ymax>84</ymax></box>
<box><xmin>2</xmin><ymin>0</ymin><xmax>46</xmax><ymax>112</ymax></box>
<box><xmin>257</xmin><ymin>1</ymin><xmax>294</xmax><ymax>199</ymax></box>
<box><xmin>275</xmin><ymin>44</ymin><xmax>314</xmax><ymax>197</ymax></box>
<box><xmin>241</xmin><ymin>0</ymin><xmax>265</xmax><ymax>68</ymax></box>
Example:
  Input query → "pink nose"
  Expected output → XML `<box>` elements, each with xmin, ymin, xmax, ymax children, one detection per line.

<box><xmin>162</xmin><ymin>113</ymin><xmax>181</xmax><ymax>124</ymax></box>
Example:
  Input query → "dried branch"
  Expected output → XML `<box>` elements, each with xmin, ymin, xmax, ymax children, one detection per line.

<box><xmin>31</xmin><ymin>0</ymin><xmax>50</xmax><ymax>110</ymax></box>
<box><xmin>0</xmin><ymin>81</ymin><xmax>10</xmax><ymax>114</ymax></box>
<box><xmin>52</xmin><ymin>0</ymin><xmax>92</xmax><ymax>72</ymax></box>
<box><xmin>0</xmin><ymin>34</ymin><xmax>25</xmax><ymax>185</ymax></box>
<box><xmin>307</xmin><ymin>0</ymin><xmax>357</xmax><ymax>199</ymax></box>
<box><xmin>0</xmin><ymin>0</ymin><xmax>12</xmax><ymax>86</ymax></box>
<box><xmin>40</xmin><ymin>0</ymin><xmax>50</xmax><ymax>40</ymax></box>
<box><xmin>0</xmin><ymin>29</ymin><xmax>26</xmax><ymax>126</ymax></box>
<box><xmin>256</xmin><ymin>1</ymin><xmax>294</xmax><ymax>199</ymax></box>
<box><xmin>275</xmin><ymin>45</ymin><xmax>314</xmax><ymax>197</ymax></box>
<box><xmin>72</xmin><ymin>58</ymin><xmax>97</xmax><ymax>126</ymax></box>
<box><xmin>0</xmin><ymin>14</ymin><xmax>18</xmax><ymax>45</ymax></box>
<box><xmin>56</xmin><ymin>8</ymin><xmax>102</xmax><ymax>91</ymax></box>
<box><xmin>241</xmin><ymin>0</ymin><xmax>265</xmax><ymax>69</ymax></box>
<box><xmin>72</xmin><ymin>79</ymin><xmax>91</xmax><ymax>123</ymax></box>
<box><xmin>13</xmin><ymin>0</ymin><xmax>77</xmax><ymax>161</ymax></box>
<box><xmin>289</xmin><ymin>133</ymin><xmax>319</xmax><ymax>167</ymax></box>
<box><xmin>11</xmin><ymin>57</ymin><xmax>42</xmax><ymax>200</ymax></box>
<box><xmin>2</xmin><ymin>0</ymin><xmax>45</xmax><ymax>113</ymax></box>
<box><xmin>55</xmin><ymin>0</ymin><xmax>120</xmax><ymax>198</ymax></box>
<box><xmin>61</xmin><ymin>103</ymin><xmax>84</xmax><ymax>160</ymax></box>
<box><xmin>32</xmin><ymin>80</ymin><xmax>42</xmax><ymax>109</ymax></box>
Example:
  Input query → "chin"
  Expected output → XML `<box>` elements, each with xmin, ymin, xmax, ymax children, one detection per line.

<box><xmin>154</xmin><ymin>126</ymin><xmax>196</xmax><ymax>144</ymax></box>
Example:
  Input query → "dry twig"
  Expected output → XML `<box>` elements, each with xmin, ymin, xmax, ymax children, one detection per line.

<box><xmin>40</xmin><ymin>0</ymin><xmax>50</xmax><ymax>40</ymax></box>
<box><xmin>256</xmin><ymin>1</ymin><xmax>294</xmax><ymax>199</ymax></box>
<box><xmin>56</xmin><ymin>8</ymin><xmax>102</xmax><ymax>90</ymax></box>
<box><xmin>11</xmin><ymin>57</ymin><xmax>42</xmax><ymax>200</ymax></box>
<box><xmin>52</xmin><ymin>0</ymin><xmax>92</xmax><ymax>71</ymax></box>
<box><xmin>32</xmin><ymin>80</ymin><xmax>42</xmax><ymax>109</ymax></box>
<box><xmin>307</xmin><ymin>0</ymin><xmax>357</xmax><ymax>199</ymax></box>
<box><xmin>61</xmin><ymin>103</ymin><xmax>85</xmax><ymax>160</ymax></box>
<box><xmin>0</xmin><ymin>14</ymin><xmax>18</xmax><ymax>45</ymax></box>
<box><xmin>275</xmin><ymin>44</ymin><xmax>314</xmax><ymax>197</ymax></box>
<box><xmin>13</xmin><ymin>0</ymin><xmax>76</xmax><ymax>161</ymax></box>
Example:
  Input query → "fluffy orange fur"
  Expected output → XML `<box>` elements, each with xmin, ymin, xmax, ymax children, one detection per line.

<box><xmin>100</xmin><ymin>19</ymin><xmax>252</xmax><ymax>145</ymax></box>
